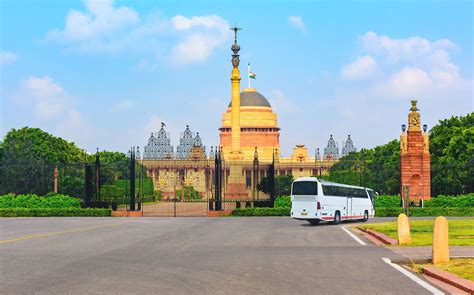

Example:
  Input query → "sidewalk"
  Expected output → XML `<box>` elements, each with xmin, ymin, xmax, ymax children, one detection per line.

<box><xmin>387</xmin><ymin>246</ymin><xmax>474</xmax><ymax>261</ymax></box>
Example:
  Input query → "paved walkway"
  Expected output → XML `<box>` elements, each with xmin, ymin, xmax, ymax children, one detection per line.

<box><xmin>387</xmin><ymin>246</ymin><xmax>474</xmax><ymax>261</ymax></box>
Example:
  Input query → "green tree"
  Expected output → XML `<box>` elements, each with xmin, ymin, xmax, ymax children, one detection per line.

<box><xmin>0</xmin><ymin>127</ymin><xmax>84</xmax><ymax>196</ymax></box>
<box><xmin>429</xmin><ymin>113</ymin><xmax>474</xmax><ymax>196</ymax></box>
<box><xmin>257</xmin><ymin>174</ymin><xmax>294</xmax><ymax>197</ymax></box>
<box><xmin>327</xmin><ymin>140</ymin><xmax>400</xmax><ymax>195</ymax></box>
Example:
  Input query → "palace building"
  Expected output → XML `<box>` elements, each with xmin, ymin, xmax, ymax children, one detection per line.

<box><xmin>142</xmin><ymin>32</ymin><xmax>357</xmax><ymax>200</ymax></box>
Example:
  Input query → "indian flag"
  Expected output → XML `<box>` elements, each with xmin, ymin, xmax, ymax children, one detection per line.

<box><xmin>248</xmin><ymin>71</ymin><xmax>256</xmax><ymax>79</ymax></box>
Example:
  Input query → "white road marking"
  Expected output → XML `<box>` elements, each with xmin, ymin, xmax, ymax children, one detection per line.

<box><xmin>382</xmin><ymin>258</ymin><xmax>444</xmax><ymax>295</ymax></box>
<box><xmin>341</xmin><ymin>226</ymin><xmax>367</xmax><ymax>246</ymax></box>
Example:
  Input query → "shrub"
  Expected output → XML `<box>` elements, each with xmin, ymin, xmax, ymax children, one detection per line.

<box><xmin>0</xmin><ymin>193</ymin><xmax>81</xmax><ymax>209</ymax></box>
<box><xmin>424</xmin><ymin>193</ymin><xmax>474</xmax><ymax>208</ymax></box>
<box><xmin>374</xmin><ymin>207</ymin><xmax>404</xmax><ymax>217</ymax></box>
<box><xmin>274</xmin><ymin>196</ymin><xmax>291</xmax><ymax>208</ymax></box>
<box><xmin>375</xmin><ymin>195</ymin><xmax>401</xmax><ymax>208</ymax></box>
<box><xmin>0</xmin><ymin>208</ymin><xmax>111</xmax><ymax>217</ymax></box>
<box><xmin>115</xmin><ymin>179</ymin><xmax>154</xmax><ymax>195</ymax></box>
<box><xmin>232</xmin><ymin>207</ymin><xmax>290</xmax><ymax>216</ymax></box>
<box><xmin>375</xmin><ymin>207</ymin><xmax>474</xmax><ymax>217</ymax></box>
<box><xmin>100</xmin><ymin>185</ymin><xmax>125</xmax><ymax>198</ymax></box>
<box><xmin>175</xmin><ymin>186</ymin><xmax>201</xmax><ymax>200</ymax></box>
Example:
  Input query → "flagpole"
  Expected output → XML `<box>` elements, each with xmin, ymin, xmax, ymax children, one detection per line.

<box><xmin>248</xmin><ymin>63</ymin><xmax>250</xmax><ymax>88</ymax></box>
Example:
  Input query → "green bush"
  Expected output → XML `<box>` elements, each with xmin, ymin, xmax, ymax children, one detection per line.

<box><xmin>375</xmin><ymin>195</ymin><xmax>401</xmax><ymax>208</ymax></box>
<box><xmin>0</xmin><ymin>208</ymin><xmax>111</xmax><ymax>217</ymax></box>
<box><xmin>175</xmin><ymin>186</ymin><xmax>201</xmax><ymax>200</ymax></box>
<box><xmin>232</xmin><ymin>207</ymin><xmax>290</xmax><ymax>216</ymax></box>
<box><xmin>424</xmin><ymin>194</ymin><xmax>474</xmax><ymax>208</ymax></box>
<box><xmin>115</xmin><ymin>178</ymin><xmax>154</xmax><ymax>195</ymax></box>
<box><xmin>274</xmin><ymin>196</ymin><xmax>291</xmax><ymax>208</ymax></box>
<box><xmin>375</xmin><ymin>207</ymin><xmax>474</xmax><ymax>217</ymax></box>
<box><xmin>100</xmin><ymin>185</ymin><xmax>125</xmax><ymax>198</ymax></box>
<box><xmin>0</xmin><ymin>193</ymin><xmax>81</xmax><ymax>208</ymax></box>
<box><xmin>374</xmin><ymin>207</ymin><xmax>404</xmax><ymax>217</ymax></box>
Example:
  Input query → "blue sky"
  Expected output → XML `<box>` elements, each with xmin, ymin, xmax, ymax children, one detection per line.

<box><xmin>1</xmin><ymin>0</ymin><xmax>472</xmax><ymax>156</ymax></box>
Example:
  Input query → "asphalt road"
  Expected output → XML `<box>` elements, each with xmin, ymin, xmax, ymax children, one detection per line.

<box><xmin>0</xmin><ymin>217</ymin><xmax>438</xmax><ymax>294</ymax></box>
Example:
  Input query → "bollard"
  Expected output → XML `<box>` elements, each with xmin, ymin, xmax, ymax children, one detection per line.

<box><xmin>397</xmin><ymin>213</ymin><xmax>412</xmax><ymax>245</ymax></box>
<box><xmin>432</xmin><ymin>216</ymin><xmax>449</xmax><ymax>264</ymax></box>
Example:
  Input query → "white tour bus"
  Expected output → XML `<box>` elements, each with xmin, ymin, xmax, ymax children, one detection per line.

<box><xmin>290</xmin><ymin>177</ymin><xmax>376</xmax><ymax>225</ymax></box>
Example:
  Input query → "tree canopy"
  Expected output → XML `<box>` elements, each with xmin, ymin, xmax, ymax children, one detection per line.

<box><xmin>257</xmin><ymin>174</ymin><xmax>294</xmax><ymax>197</ymax></box>
<box><xmin>325</xmin><ymin>140</ymin><xmax>400</xmax><ymax>195</ymax></box>
<box><xmin>326</xmin><ymin>112</ymin><xmax>473</xmax><ymax>197</ymax></box>
<box><xmin>0</xmin><ymin>127</ymin><xmax>131</xmax><ymax>198</ymax></box>
<box><xmin>429</xmin><ymin>113</ymin><xmax>474</xmax><ymax>196</ymax></box>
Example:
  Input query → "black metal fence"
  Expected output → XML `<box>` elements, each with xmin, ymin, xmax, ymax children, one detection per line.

<box><xmin>1</xmin><ymin>152</ymin><xmax>470</xmax><ymax>215</ymax></box>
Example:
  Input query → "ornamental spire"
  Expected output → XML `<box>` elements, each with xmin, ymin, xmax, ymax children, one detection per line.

<box><xmin>230</xmin><ymin>25</ymin><xmax>241</xmax><ymax>68</ymax></box>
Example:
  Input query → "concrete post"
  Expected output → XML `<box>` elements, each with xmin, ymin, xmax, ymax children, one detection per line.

<box><xmin>397</xmin><ymin>213</ymin><xmax>411</xmax><ymax>245</ymax></box>
<box><xmin>432</xmin><ymin>216</ymin><xmax>449</xmax><ymax>264</ymax></box>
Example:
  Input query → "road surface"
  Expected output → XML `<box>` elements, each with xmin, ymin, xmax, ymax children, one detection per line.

<box><xmin>0</xmin><ymin>217</ymin><xmax>439</xmax><ymax>294</ymax></box>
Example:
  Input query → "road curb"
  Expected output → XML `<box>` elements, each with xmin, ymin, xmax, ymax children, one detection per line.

<box><xmin>357</xmin><ymin>226</ymin><xmax>398</xmax><ymax>245</ymax></box>
<box><xmin>423</xmin><ymin>267</ymin><xmax>474</xmax><ymax>294</ymax></box>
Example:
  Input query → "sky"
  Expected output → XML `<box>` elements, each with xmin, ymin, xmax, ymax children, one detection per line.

<box><xmin>1</xmin><ymin>0</ymin><xmax>473</xmax><ymax>156</ymax></box>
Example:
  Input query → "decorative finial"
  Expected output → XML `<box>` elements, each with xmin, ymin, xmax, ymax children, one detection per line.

<box><xmin>230</xmin><ymin>25</ymin><xmax>242</xmax><ymax>68</ymax></box>
<box><xmin>230</xmin><ymin>25</ymin><xmax>241</xmax><ymax>44</ymax></box>
<box><xmin>410</xmin><ymin>100</ymin><xmax>418</xmax><ymax>112</ymax></box>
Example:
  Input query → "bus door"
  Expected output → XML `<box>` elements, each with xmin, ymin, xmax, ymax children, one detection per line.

<box><xmin>346</xmin><ymin>197</ymin><xmax>352</xmax><ymax>219</ymax></box>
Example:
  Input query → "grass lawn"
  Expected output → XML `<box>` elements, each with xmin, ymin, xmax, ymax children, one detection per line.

<box><xmin>413</xmin><ymin>258</ymin><xmax>474</xmax><ymax>281</ymax></box>
<box><xmin>360</xmin><ymin>219</ymin><xmax>474</xmax><ymax>246</ymax></box>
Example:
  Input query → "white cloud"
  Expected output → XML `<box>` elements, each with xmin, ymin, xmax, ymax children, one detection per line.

<box><xmin>111</xmin><ymin>100</ymin><xmax>134</xmax><ymax>112</ymax></box>
<box><xmin>288</xmin><ymin>16</ymin><xmax>306</xmax><ymax>31</ymax></box>
<box><xmin>325</xmin><ymin>31</ymin><xmax>472</xmax><ymax>149</ymax></box>
<box><xmin>14</xmin><ymin>76</ymin><xmax>74</xmax><ymax>120</ymax></box>
<box><xmin>341</xmin><ymin>55</ymin><xmax>377</xmax><ymax>80</ymax></box>
<box><xmin>0</xmin><ymin>50</ymin><xmax>18</xmax><ymax>66</ymax></box>
<box><xmin>46</xmin><ymin>0</ymin><xmax>230</xmax><ymax>65</ymax></box>
<box><xmin>377</xmin><ymin>67</ymin><xmax>433</xmax><ymax>98</ymax></box>
<box><xmin>340</xmin><ymin>31</ymin><xmax>467</xmax><ymax>99</ymax></box>
<box><xmin>48</xmin><ymin>0</ymin><xmax>138</xmax><ymax>42</ymax></box>
<box><xmin>359</xmin><ymin>31</ymin><xmax>460</xmax><ymax>87</ymax></box>
<box><xmin>170</xmin><ymin>15</ymin><xmax>229</xmax><ymax>64</ymax></box>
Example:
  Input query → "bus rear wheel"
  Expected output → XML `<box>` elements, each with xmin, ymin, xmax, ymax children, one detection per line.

<box><xmin>307</xmin><ymin>220</ymin><xmax>320</xmax><ymax>225</ymax></box>
<box><xmin>363</xmin><ymin>211</ymin><xmax>369</xmax><ymax>222</ymax></box>
<box><xmin>332</xmin><ymin>211</ymin><xmax>341</xmax><ymax>225</ymax></box>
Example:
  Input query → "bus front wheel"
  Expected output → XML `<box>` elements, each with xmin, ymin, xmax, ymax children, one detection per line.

<box><xmin>307</xmin><ymin>220</ymin><xmax>320</xmax><ymax>225</ymax></box>
<box><xmin>332</xmin><ymin>211</ymin><xmax>341</xmax><ymax>225</ymax></box>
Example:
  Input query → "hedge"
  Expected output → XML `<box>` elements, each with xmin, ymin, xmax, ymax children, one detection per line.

<box><xmin>0</xmin><ymin>193</ymin><xmax>81</xmax><ymax>209</ymax></box>
<box><xmin>232</xmin><ymin>207</ymin><xmax>474</xmax><ymax>217</ymax></box>
<box><xmin>274</xmin><ymin>196</ymin><xmax>291</xmax><ymax>208</ymax></box>
<box><xmin>232</xmin><ymin>207</ymin><xmax>291</xmax><ymax>216</ymax></box>
<box><xmin>425</xmin><ymin>194</ymin><xmax>474</xmax><ymax>208</ymax></box>
<box><xmin>0</xmin><ymin>208</ymin><xmax>111</xmax><ymax>217</ymax></box>
<box><xmin>374</xmin><ymin>195</ymin><xmax>400</xmax><ymax>208</ymax></box>
<box><xmin>375</xmin><ymin>207</ymin><xmax>474</xmax><ymax>217</ymax></box>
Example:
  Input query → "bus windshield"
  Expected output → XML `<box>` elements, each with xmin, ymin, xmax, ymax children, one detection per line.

<box><xmin>292</xmin><ymin>181</ymin><xmax>318</xmax><ymax>195</ymax></box>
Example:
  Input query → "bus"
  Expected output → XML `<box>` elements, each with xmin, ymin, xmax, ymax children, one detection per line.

<box><xmin>290</xmin><ymin>177</ymin><xmax>376</xmax><ymax>225</ymax></box>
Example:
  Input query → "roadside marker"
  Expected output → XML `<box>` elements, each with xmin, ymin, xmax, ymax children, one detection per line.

<box><xmin>341</xmin><ymin>226</ymin><xmax>367</xmax><ymax>246</ymax></box>
<box><xmin>382</xmin><ymin>258</ymin><xmax>444</xmax><ymax>295</ymax></box>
